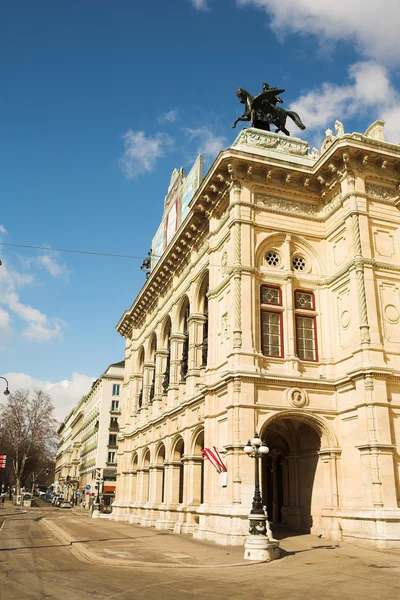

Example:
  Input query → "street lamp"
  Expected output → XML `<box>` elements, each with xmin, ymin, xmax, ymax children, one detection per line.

<box><xmin>0</xmin><ymin>376</ymin><xmax>10</xmax><ymax>396</ymax></box>
<box><xmin>243</xmin><ymin>433</ymin><xmax>280</xmax><ymax>561</ymax></box>
<box><xmin>243</xmin><ymin>433</ymin><xmax>270</xmax><ymax>526</ymax></box>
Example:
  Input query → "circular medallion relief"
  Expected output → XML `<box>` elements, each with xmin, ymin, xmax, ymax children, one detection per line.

<box><xmin>286</xmin><ymin>387</ymin><xmax>308</xmax><ymax>408</ymax></box>
<box><xmin>384</xmin><ymin>304</ymin><xmax>400</xmax><ymax>324</ymax></box>
<box><xmin>340</xmin><ymin>310</ymin><xmax>351</xmax><ymax>329</ymax></box>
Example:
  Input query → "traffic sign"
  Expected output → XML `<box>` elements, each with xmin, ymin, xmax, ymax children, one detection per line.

<box><xmin>85</xmin><ymin>484</ymin><xmax>91</xmax><ymax>490</ymax></box>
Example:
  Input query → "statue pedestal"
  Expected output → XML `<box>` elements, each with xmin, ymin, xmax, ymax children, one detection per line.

<box><xmin>243</xmin><ymin>514</ymin><xmax>280</xmax><ymax>561</ymax></box>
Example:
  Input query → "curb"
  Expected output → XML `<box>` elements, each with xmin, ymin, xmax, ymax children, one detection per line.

<box><xmin>41</xmin><ymin>518</ymin><xmax>266</xmax><ymax>569</ymax></box>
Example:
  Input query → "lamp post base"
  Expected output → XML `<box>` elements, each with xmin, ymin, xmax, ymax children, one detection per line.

<box><xmin>243</xmin><ymin>514</ymin><xmax>280</xmax><ymax>561</ymax></box>
<box><xmin>244</xmin><ymin>535</ymin><xmax>280</xmax><ymax>561</ymax></box>
<box><xmin>92</xmin><ymin>502</ymin><xmax>101</xmax><ymax>519</ymax></box>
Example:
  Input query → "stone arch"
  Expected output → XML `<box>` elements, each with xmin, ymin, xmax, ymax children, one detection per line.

<box><xmin>190</xmin><ymin>426</ymin><xmax>205</xmax><ymax>505</ymax></box>
<box><xmin>141</xmin><ymin>447</ymin><xmax>151</xmax><ymax>469</ymax></box>
<box><xmin>147</xmin><ymin>332</ymin><xmax>157</xmax><ymax>361</ymax></box>
<box><xmin>255</xmin><ymin>233</ymin><xmax>324</xmax><ymax>276</ymax></box>
<box><xmin>132</xmin><ymin>452</ymin><xmax>139</xmax><ymax>471</ymax></box>
<box><xmin>170</xmin><ymin>435</ymin><xmax>185</xmax><ymax>461</ymax></box>
<box><xmin>136</xmin><ymin>346</ymin><xmax>145</xmax><ymax>372</ymax></box>
<box><xmin>260</xmin><ymin>410</ymin><xmax>338</xmax><ymax>450</ymax></box>
<box><xmin>177</xmin><ymin>295</ymin><xmax>190</xmax><ymax>331</ymax></box>
<box><xmin>255</xmin><ymin>232</ymin><xmax>286</xmax><ymax>269</ymax></box>
<box><xmin>154</xmin><ymin>442</ymin><xmax>166</xmax><ymax>504</ymax></box>
<box><xmin>190</xmin><ymin>426</ymin><xmax>205</xmax><ymax>454</ymax></box>
<box><xmin>160</xmin><ymin>315</ymin><xmax>172</xmax><ymax>347</ymax></box>
<box><xmin>170</xmin><ymin>435</ymin><xmax>185</xmax><ymax>504</ymax></box>
<box><xmin>260</xmin><ymin>410</ymin><xmax>340</xmax><ymax>534</ymax></box>
<box><xmin>194</xmin><ymin>270</ymin><xmax>209</xmax><ymax>313</ymax></box>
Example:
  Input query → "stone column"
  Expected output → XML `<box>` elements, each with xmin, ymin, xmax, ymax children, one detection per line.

<box><xmin>344</xmin><ymin>174</ymin><xmax>370</xmax><ymax>345</ymax></box>
<box><xmin>169</xmin><ymin>333</ymin><xmax>186</xmax><ymax>398</ymax></box>
<box><xmin>231</xmin><ymin>182</ymin><xmax>242</xmax><ymax>349</ymax></box>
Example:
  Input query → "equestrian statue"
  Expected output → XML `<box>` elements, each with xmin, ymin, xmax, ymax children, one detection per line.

<box><xmin>232</xmin><ymin>83</ymin><xmax>306</xmax><ymax>136</ymax></box>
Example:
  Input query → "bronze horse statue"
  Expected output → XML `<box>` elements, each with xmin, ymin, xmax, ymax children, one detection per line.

<box><xmin>232</xmin><ymin>86</ymin><xmax>306</xmax><ymax>136</ymax></box>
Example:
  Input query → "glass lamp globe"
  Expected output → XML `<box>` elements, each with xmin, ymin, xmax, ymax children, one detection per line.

<box><xmin>251</xmin><ymin>434</ymin><xmax>262</xmax><ymax>447</ymax></box>
<box><xmin>259</xmin><ymin>445</ymin><xmax>270</xmax><ymax>454</ymax></box>
<box><xmin>243</xmin><ymin>441</ymin><xmax>253</xmax><ymax>454</ymax></box>
<box><xmin>3</xmin><ymin>387</ymin><xmax>10</xmax><ymax>396</ymax></box>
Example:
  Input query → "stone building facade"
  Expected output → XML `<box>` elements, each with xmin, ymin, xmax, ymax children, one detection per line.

<box><xmin>112</xmin><ymin>123</ymin><xmax>400</xmax><ymax>548</ymax></box>
<box><xmin>79</xmin><ymin>361</ymin><xmax>124</xmax><ymax>508</ymax></box>
<box><xmin>55</xmin><ymin>361</ymin><xmax>124</xmax><ymax>508</ymax></box>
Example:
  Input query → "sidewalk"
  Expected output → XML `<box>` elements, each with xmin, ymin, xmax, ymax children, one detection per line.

<box><xmin>0</xmin><ymin>498</ymin><xmax>27</xmax><ymax>517</ymax></box>
<box><xmin>42</xmin><ymin>513</ymin><xmax>249</xmax><ymax>568</ymax></box>
<box><xmin>41</xmin><ymin>510</ymin><xmax>400</xmax><ymax>570</ymax></box>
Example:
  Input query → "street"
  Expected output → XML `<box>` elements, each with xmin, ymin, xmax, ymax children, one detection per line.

<box><xmin>0</xmin><ymin>502</ymin><xmax>400</xmax><ymax>600</ymax></box>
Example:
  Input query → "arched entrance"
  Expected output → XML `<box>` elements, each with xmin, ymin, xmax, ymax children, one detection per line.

<box><xmin>261</xmin><ymin>415</ymin><xmax>333</xmax><ymax>534</ymax></box>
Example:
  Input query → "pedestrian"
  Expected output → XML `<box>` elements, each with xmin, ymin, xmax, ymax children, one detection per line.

<box><xmin>0</xmin><ymin>493</ymin><xmax>5</xmax><ymax>509</ymax></box>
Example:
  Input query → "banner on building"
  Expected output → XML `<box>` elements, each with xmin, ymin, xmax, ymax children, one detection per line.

<box><xmin>151</xmin><ymin>156</ymin><xmax>203</xmax><ymax>269</ymax></box>
<box><xmin>202</xmin><ymin>447</ymin><xmax>227</xmax><ymax>487</ymax></box>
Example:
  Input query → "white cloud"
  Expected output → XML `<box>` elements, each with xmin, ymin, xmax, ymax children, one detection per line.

<box><xmin>157</xmin><ymin>110</ymin><xmax>178</xmax><ymax>124</ymax></box>
<box><xmin>191</xmin><ymin>0</ymin><xmax>209</xmax><ymax>10</ymax></box>
<box><xmin>290</xmin><ymin>61</ymin><xmax>400</xmax><ymax>144</ymax></box>
<box><xmin>3</xmin><ymin>372</ymin><xmax>96</xmax><ymax>422</ymax></box>
<box><xmin>120</xmin><ymin>130</ymin><xmax>173</xmax><ymax>179</ymax></box>
<box><xmin>23</xmin><ymin>319</ymin><xmax>64</xmax><ymax>342</ymax></box>
<box><xmin>23</xmin><ymin>251</ymin><xmax>69</xmax><ymax>280</ymax></box>
<box><xmin>0</xmin><ymin>225</ymin><xmax>7</xmax><ymax>237</ymax></box>
<box><xmin>0</xmin><ymin>228</ymin><xmax>68</xmax><ymax>346</ymax></box>
<box><xmin>185</xmin><ymin>126</ymin><xmax>226</xmax><ymax>159</ymax></box>
<box><xmin>236</xmin><ymin>0</ymin><xmax>400</xmax><ymax>65</ymax></box>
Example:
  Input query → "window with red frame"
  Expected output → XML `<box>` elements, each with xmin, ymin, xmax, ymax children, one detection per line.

<box><xmin>294</xmin><ymin>290</ymin><xmax>318</xmax><ymax>361</ymax></box>
<box><xmin>260</xmin><ymin>285</ymin><xmax>283</xmax><ymax>357</ymax></box>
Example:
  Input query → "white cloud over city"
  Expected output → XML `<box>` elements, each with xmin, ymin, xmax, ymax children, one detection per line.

<box><xmin>184</xmin><ymin>126</ymin><xmax>227</xmax><ymax>160</ymax></box>
<box><xmin>236</xmin><ymin>1</ymin><xmax>400</xmax><ymax>65</ymax></box>
<box><xmin>120</xmin><ymin>130</ymin><xmax>174</xmax><ymax>179</ymax></box>
<box><xmin>3</xmin><ymin>372</ymin><xmax>95</xmax><ymax>422</ymax></box>
<box><xmin>0</xmin><ymin>227</ymin><xmax>68</xmax><ymax>345</ymax></box>
<box><xmin>290</xmin><ymin>61</ymin><xmax>400</xmax><ymax>143</ymax></box>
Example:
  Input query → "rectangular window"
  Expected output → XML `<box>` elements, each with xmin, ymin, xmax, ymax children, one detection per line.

<box><xmin>261</xmin><ymin>285</ymin><xmax>282</xmax><ymax>306</ymax></box>
<box><xmin>294</xmin><ymin>290</ymin><xmax>315</xmax><ymax>310</ymax></box>
<box><xmin>109</xmin><ymin>417</ymin><xmax>119</xmax><ymax>430</ymax></box>
<box><xmin>108</xmin><ymin>434</ymin><xmax>117</xmax><ymax>447</ymax></box>
<box><xmin>107</xmin><ymin>452</ymin><xmax>116</xmax><ymax>464</ymax></box>
<box><xmin>296</xmin><ymin>315</ymin><xmax>317</xmax><ymax>361</ymax></box>
<box><xmin>261</xmin><ymin>311</ymin><xmax>283</xmax><ymax>357</ymax></box>
<box><xmin>112</xmin><ymin>384</ymin><xmax>120</xmax><ymax>396</ymax></box>
<box><xmin>111</xmin><ymin>400</ymin><xmax>119</xmax><ymax>412</ymax></box>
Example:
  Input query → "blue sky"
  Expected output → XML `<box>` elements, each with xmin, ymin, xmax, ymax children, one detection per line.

<box><xmin>2</xmin><ymin>1</ymin><xmax>400</xmax><ymax>420</ymax></box>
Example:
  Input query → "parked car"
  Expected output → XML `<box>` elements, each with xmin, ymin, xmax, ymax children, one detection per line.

<box><xmin>55</xmin><ymin>497</ymin><xmax>64</xmax><ymax>507</ymax></box>
<box><xmin>51</xmin><ymin>495</ymin><xmax>59</xmax><ymax>505</ymax></box>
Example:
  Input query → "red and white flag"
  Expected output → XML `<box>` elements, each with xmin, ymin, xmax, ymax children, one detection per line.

<box><xmin>201</xmin><ymin>447</ymin><xmax>227</xmax><ymax>474</ymax></box>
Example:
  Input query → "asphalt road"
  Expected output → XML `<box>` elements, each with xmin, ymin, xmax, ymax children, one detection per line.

<box><xmin>1</xmin><ymin>504</ymin><xmax>400</xmax><ymax>600</ymax></box>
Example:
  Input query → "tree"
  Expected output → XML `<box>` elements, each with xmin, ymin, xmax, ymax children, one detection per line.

<box><xmin>0</xmin><ymin>389</ymin><xmax>58</xmax><ymax>495</ymax></box>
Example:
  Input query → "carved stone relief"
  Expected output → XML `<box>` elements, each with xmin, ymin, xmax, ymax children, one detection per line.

<box><xmin>380</xmin><ymin>283</ymin><xmax>400</xmax><ymax>343</ymax></box>
<box><xmin>373</xmin><ymin>229</ymin><xmax>396</xmax><ymax>258</ymax></box>
<box><xmin>365</xmin><ymin>183</ymin><xmax>397</xmax><ymax>202</ymax></box>
<box><xmin>337</xmin><ymin>287</ymin><xmax>352</xmax><ymax>349</ymax></box>
<box><xmin>286</xmin><ymin>387</ymin><xmax>308</xmax><ymax>408</ymax></box>
<box><xmin>255</xmin><ymin>192</ymin><xmax>342</xmax><ymax>221</ymax></box>
<box><xmin>233</xmin><ymin>129</ymin><xmax>310</xmax><ymax>157</ymax></box>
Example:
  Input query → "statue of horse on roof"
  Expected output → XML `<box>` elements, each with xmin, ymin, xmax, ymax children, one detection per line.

<box><xmin>232</xmin><ymin>84</ymin><xmax>306</xmax><ymax>136</ymax></box>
